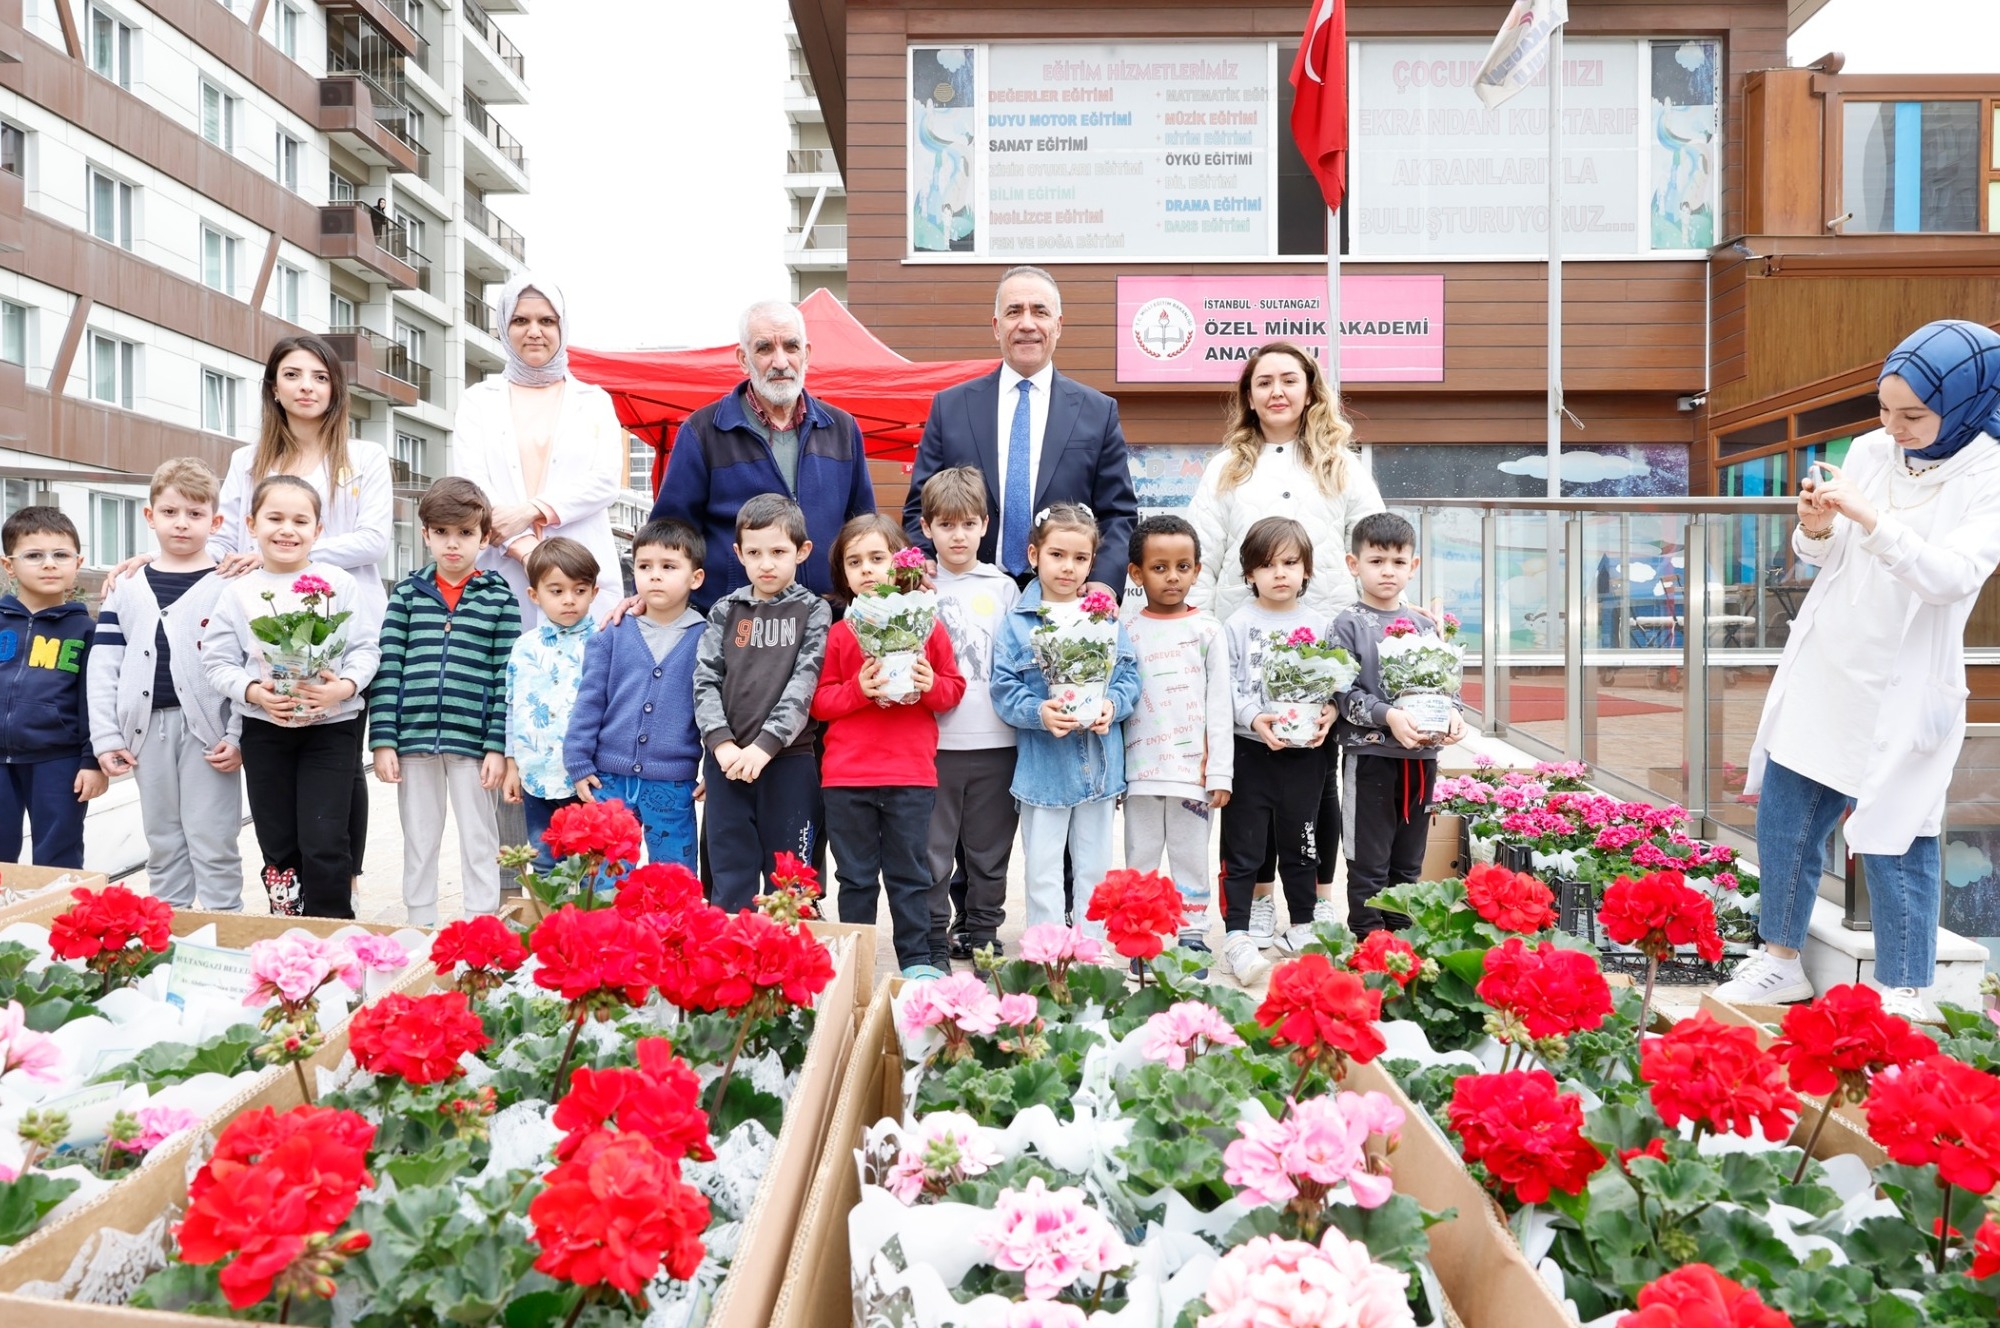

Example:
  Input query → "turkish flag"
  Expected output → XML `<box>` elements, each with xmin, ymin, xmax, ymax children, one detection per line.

<box><xmin>1289</xmin><ymin>0</ymin><xmax>1349</xmax><ymax>212</ymax></box>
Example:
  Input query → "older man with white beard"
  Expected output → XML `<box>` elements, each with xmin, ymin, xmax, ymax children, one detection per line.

<box><xmin>650</xmin><ymin>299</ymin><xmax>877</xmax><ymax>611</ymax></box>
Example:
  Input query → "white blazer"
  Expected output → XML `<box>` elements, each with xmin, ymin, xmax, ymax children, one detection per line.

<box><xmin>1187</xmin><ymin>443</ymin><xmax>1386</xmax><ymax>624</ymax></box>
<box><xmin>1747</xmin><ymin>430</ymin><xmax>2000</xmax><ymax>855</ymax></box>
<box><xmin>451</xmin><ymin>376</ymin><xmax>627</xmax><ymax>624</ymax></box>
<box><xmin>211</xmin><ymin>438</ymin><xmax>393</xmax><ymax>622</ymax></box>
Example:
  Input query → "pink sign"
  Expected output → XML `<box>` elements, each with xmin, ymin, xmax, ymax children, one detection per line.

<box><xmin>1115</xmin><ymin>274</ymin><xmax>1444</xmax><ymax>384</ymax></box>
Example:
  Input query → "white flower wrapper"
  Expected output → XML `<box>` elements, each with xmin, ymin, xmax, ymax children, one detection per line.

<box><xmin>1031</xmin><ymin>602</ymin><xmax>1120</xmax><ymax>725</ymax></box>
<box><xmin>849</xmin><ymin>587</ymin><xmax>941</xmax><ymax>702</ymax></box>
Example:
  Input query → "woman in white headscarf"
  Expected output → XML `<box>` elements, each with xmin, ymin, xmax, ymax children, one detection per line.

<box><xmin>453</xmin><ymin>274</ymin><xmax>627</xmax><ymax>624</ymax></box>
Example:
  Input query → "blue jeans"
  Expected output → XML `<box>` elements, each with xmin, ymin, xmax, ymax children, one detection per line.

<box><xmin>595</xmin><ymin>774</ymin><xmax>697</xmax><ymax>870</ymax></box>
<box><xmin>1756</xmin><ymin>759</ymin><xmax>1941</xmax><ymax>988</ymax></box>
<box><xmin>523</xmin><ymin>792</ymin><xmax>580</xmax><ymax>875</ymax></box>
<box><xmin>1019</xmin><ymin>798</ymin><xmax>1116</xmax><ymax>935</ymax></box>
<box><xmin>827</xmin><ymin>785</ymin><xmax>937</xmax><ymax>970</ymax></box>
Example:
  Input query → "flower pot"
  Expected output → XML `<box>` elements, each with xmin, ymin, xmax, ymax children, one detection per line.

<box><xmin>876</xmin><ymin>649</ymin><xmax>921</xmax><ymax>704</ymax></box>
<box><xmin>1266</xmin><ymin>699</ymin><xmax>1323</xmax><ymax>747</ymax></box>
<box><xmin>260</xmin><ymin>646</ymin><xmax>328</xmax><ymax>724</ymax></box>
<box><xmin>1397</xmin><ymin>687</ymin><xmax>1456</xmax><ymax>737</ymax></box>
<box><xmin>1048</xmin><ymin>677</ymin><xmax>1107</xmax><ymax>729</ymax></box>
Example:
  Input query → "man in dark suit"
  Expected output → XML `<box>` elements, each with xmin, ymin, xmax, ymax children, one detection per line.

<box><xmin>901</xmin><ymin>266</ymin><xmax>1137</xmax><ymax>596</ymax></box>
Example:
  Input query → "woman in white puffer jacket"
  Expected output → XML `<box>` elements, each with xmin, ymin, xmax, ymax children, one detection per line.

<box><xmin>1187</xmin><ymin>341</ymin><xmax>1385</xmax><ymax>943</ymax></box>
<box><xmin>1188</xmin><ymin>343</ymin><xmax>1385</xmax><ymax>623</ymax></box>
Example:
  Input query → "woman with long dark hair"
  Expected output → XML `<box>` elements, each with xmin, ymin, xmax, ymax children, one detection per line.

<box><xmin>1186</xmin><ymin>342</ymin><xmax>1385</xmax><ymax>949</ymax></box>
<box><xmin>1721</xmin><ymin>320</ymin><xmax>2000</xmax><ymax>1023</ymax></box>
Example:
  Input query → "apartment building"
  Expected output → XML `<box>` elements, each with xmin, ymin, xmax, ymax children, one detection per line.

<box><xmin>0</xmin><ymin>0</ymin><xmax>534</xmax><ymax>581</ymax></box>
<box><xmin>783</xmin><ymin>17</ymin><xmax>841</xmax><ymax>304</ymax></box>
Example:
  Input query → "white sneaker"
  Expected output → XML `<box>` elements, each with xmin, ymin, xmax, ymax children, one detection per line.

<box><xmin>1223</xmin><ymin>931</ymin><xmax>1271</xmax><ymax>985</ymax></box>
<box><xmin>1713</xmin><ymin>949</ymin><xmax>1814</xmax><ymax>1006</ymax></box>
<box><xmin>1274</xmin><ymin>923</ymin><xmax>1318</xmax><ymax>956</ymax></box>
<box><xmin>1312</xmin><ymin>897</ymin><xmax>1343</xmax><ymax>928</ymax></box>
<box><xmin>1876</xmin><ymin>985</ymin><xmax>1939</xmax><ymax>1026</ymax></box>
<box><xmin>1248</xmin><ymin>894</ymin><xmax>1278</xmax><ymax>949</ymax></box>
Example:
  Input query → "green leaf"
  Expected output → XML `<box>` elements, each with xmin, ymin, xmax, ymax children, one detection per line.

<box><xmin>0</xmin><ymin>1172</ymin><xmax>81</xmax><ymax>1246</ymax></box>
<box><xmin>91</xmin><ymin>1026</ymin><xmax>260</xmax><ymax>1087</ymax></box>
<box><xmin>708</xmin><ymin>1075</ymin><xmax>784</xmax><ymax>1140</ymax></box>
<box><xmin>1435</xmin><ymin>947</ymin><xmax>1489</xmax><ymax>986</ymax></box>
<box><xmin>1322</xmin><ymin>1194</ymin><xmax>1444</xmax><ymax>1278</ymax></box>
<box><xmin>504</xmin><ymin>1290</ymin><xmax>573</xmax><ymax>1328</ymax></box>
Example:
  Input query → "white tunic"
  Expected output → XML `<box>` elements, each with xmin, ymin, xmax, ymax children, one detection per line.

<box><xmin>1747</xmin><ymin>430</ymin><xmax>2000</xmax><ymax>854</ymax></box>
<box><xmin>211</xmin><ymin>438</ymin><xmax>394</xmax><ymax>622</ymax></box>
<box><xmin>1187</xmin><ymin>442</ymin><xmax>1385</xmax><ymax>624</ymax></box>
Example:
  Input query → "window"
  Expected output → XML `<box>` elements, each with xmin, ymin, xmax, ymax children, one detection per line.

<box><xmin>1842</xmin><ymin>100</ymin><xmax>1982</xmax><ymax>233</ymax></box>
<box><xmin>628</xmin><ymin>434</ymin><xmax>652</xmax><ymax>491</ymax></box>
<box><xmin>329</xmin><ymin>292</ymin><xmax>356</xmax><ymax>328</ymax></box>
<box><xmin>392</xmin><ymin>430</ymin><xmax>431</xmax><ymax>484</ymax></box>
<box><xmin>1</xmin><ymin>479</ymin><xmax>50</xmax><ymax>522</ymax></box>
<box><xmin>88</xmin><ymin>333</ymin><xmax>136</xmax><ymax>409</ymax></box>
<box><xmin>0</xmin><ymin>301</ymin><xmax>24</xmax><ymax>367</ymax></box>
<box><xmin>394</xmin><ymin>319</ymin><xmax>427</xmax><ymax>366</ymax></box>
<box><xmin>0</xmin><ymin>123</ymin><xmax>22</xmax><ymax>177</ymax></box>
<box><xmin>87</xmin><ymin>169</ymin><xmax>134</xmax><ymax>249</ymax></box>
<box><xmin>201</xmin><ymin>369</ymin><xmax>239</xmax><ymax>434</ymax></box>
<box><xmin>274</xmin><ymin>132</ymin><xmax>300</xmax><ymax>191</ymax></box>
<box><xmin>0</xmin><ymin>301</ymin><xmax>25</xmax><ymax>366</ymax></box>
<box><xmin>275</xmin><ymin>3</ymin><xmax>300</xmax><ymax>59</ymax></box>
<box><xmin>200</xmin><ymin>81</ymin><xmax>237</xmax><ymax>152</ymax></box>
<box><xmin>328</xmin><ymin>171</ymin><xmax>358</xmax><ymax>203</ymax></box>
<box><xmin>90</xmin><ymin>493</ymin><xmax>138</xmax><ymax>567</ymax></box>
<box><xmin>201</xmin><ymin>227</ymin><xmax>239</xmax><ymax>295</ymax></box>
<box><xmin>273</xmin><ymin>264</ymin><xmax>301</xmax><ymax>322</ymax></box>
<box><xmin>88</xmin><ymin>7</ymin><xmax>134</xmax><ymax>89</ymax></box>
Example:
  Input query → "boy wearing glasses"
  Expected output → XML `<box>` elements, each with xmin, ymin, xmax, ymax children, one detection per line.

<box><xmin>0</xmin><ymin>506</ymin><xmax>107</xmax><ymax>868</ymax></box>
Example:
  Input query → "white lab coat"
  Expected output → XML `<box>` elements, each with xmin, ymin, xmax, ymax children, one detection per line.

<box><xmin>1747</xmin><ymin>429</ymin><xmax>2000</xmax><ymax>854</ymax></box>
<box><xmin>211</xmin><ymin>438</ymin><xmax>394</xmax><ymax>622</ymax></box>
<box><xmin>451</xmin><ymin>376</ymin><xmax>627</xmax><ymax>624</ymax></box>
<box><xmin>1186</xmin><ymin>443</ymin><xmax>1386</xmax><ymax>623</ymax></box>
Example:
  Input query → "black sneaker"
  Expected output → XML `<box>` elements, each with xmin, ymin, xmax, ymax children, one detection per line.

<box><xmin>1064</xmin><ymin>911</ymin><xmax>1074</xmax><ymax>929</ymax></box>
<box><xmin>948</xmin><ymin>934</ymin><xmax>976</xmax><ymax>960</ymax></box>
<box><xmin>930</xmin><ymin>952</ymin><xmax>955</xmax><ymax>972</ymax></box>
<box><xmin>968</xmin><ymin>937</ymin><xmax>1003</xmax><ymax>960</ymax></box>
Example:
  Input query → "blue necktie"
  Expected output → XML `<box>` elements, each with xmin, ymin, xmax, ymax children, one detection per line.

<box><xmin>1002</xmin><ymin>378</ymin><xmax>1033</xmax><ymax>574</ymax></box>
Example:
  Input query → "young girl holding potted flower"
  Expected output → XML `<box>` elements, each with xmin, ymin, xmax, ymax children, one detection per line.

<box><xmin>201</xmin><ymin>475</ymin><xmax>382</xmax><ymax>918</ymax></box>
<box><xmin>812</xmin><ymin>515</ymin><xmax>967</xmax><ymax>979</ymax></box>
<box><xmin>991</xmin><ymin>503</ymin><xmax>1142</xmax><ymax>938</ymax></box>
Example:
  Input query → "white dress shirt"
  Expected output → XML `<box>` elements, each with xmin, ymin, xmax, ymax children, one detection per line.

<box><xmin>996</xmin><ymin>362</ymin><xmax>1056</xmax><ymax>538</ymax></box>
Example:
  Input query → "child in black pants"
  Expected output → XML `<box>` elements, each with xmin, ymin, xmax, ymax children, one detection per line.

<box><xmin>1329</xmin><ymin>512</ymin><xmax>1466</xmax><ymax>935</ymax></box>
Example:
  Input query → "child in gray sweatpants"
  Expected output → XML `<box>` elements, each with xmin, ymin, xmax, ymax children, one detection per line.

<box><xmin>89</xmin><ymin>459</ymin><xmax>244</xmax><ymax>909</ymax></box>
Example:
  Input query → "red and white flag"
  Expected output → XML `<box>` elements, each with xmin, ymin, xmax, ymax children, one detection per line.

<box><xmin>1288</xmin><ymin>0</ymin><xmax>1348</xmax><ymax>212</ymax></box>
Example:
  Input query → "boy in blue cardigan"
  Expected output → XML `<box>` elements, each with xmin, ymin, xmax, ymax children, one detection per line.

<box><xmin>565</xmin><ymin>518</ymin><xmax>707</xmax><ymax>867</ymax></box>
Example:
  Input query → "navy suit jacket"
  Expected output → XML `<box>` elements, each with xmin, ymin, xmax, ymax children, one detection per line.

<box><xmin>901</xmin><ymin>368</ymin><xmax>1138</xmax><ymax>593</ymax></box>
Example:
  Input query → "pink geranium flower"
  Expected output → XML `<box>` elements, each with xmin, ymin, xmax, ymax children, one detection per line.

<box><xmin>995</xmin><ymin>993</ymin><xmax>1041</xmax><ymax>1028</ymax></box>
<box><xmin>0</xmin><ymin>1000</ymin><xmax>60</xmax><ymax>1082</ymax></box>
<box><xmin>883</xmin><ymin>1111</ymin><xmax>1003</xmax><ymax>1204</ymax></box>
<box><xmin>244</xmin><ymin>934</ymin><xmax>362</xmax><ymax>1008</ymax></box>
<box><xmin>978</xmin><ymin>1177</ymin><xmax>1131</xmax><ymax>1301</ymax></box>
<box><xmin>1285</xmin><ymin>626</ymin><xmax>1317</xmax><ymax>647</ymax></box>
<box><xmin>1138</xmin><ymin>1001</ymin><xmax>1244</xmax><ymax>1071</ymax></box>
<box><xmin>1382</xmin><ymin>618</ymin><xmax>1418</xmax><ymax>638</ymax></box>
<box><xmin>1000</xmin><ymin>1304</ymin><xmax>1088</xmax><ymax>1328</ymax></box>
<box><xmin>1078</xmin><ymin>590</ymin><xmax>1119</xmax><ymax>619</ymax></box>
<box><xmin>1199</xmin><ymin>1231</ymin><xmax>1413</xmax><ymax>1328</ymax></box>
<box><xmin>112</xmin><ymin>1104</ymin><xmax>202</xmax><ymax>1154</ymax></box>
<box><xmin>1223</xmin><ymin>1092</ymin><xmax>1404</xmax><ymax>1211</ymax></box>
<box><xmin>345</xmin><ymin>934</ymin><xmax>410</xmax><ymax>973</ymax></box>
<box><xmin>1019</xmin><ymin>924</ymin><xmax>1103</xmax><ymax>966</ymax></box>
<box><xmin>290</xmin><ymin>573</ymin><xmax>333</xmax><ymax>599</ymax></box>
<box><xmin>891</xmin><ymin>546</ymin><xmax>928</xmax><ymax>570</ymax></box>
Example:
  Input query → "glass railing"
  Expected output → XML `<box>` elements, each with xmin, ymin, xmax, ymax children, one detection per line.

<box><xmin>462</xmin><ymin>0</ymin><xmax>525</xmax><ymax>81</ymax></box>
<box><xmin>462</xmin><ymin>189</ymin><xmax>527</xmax><ymax>262</ymax></box>
<box><xmin>461</xmin><ymin>92</ymin><xmax>527</xmax><ymax>173</ymax></box>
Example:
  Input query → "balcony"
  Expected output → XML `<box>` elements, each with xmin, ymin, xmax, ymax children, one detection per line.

<box><xmin>461</xmin><ymin>0</ymin><xmax>527</xmax><ymax>104</ymax></box>
<box><xmin>0</xmin><ymin>0</ymin><xmax>24</xmax><ymax>65</ymax></box>
<box><xmin>461</xmin><ymin>92</ymin><xmax>529</xmax><ymax>193</ymax></box>
<box><xmin>461</xmin><ymin>189</ymin><xmax>526</xmax><ymax>281</ymax></box>
<box><xmin>785</xmin><ymin>72</ymin><xmax>823</xmax><ymax>122</ymax></box>
<box><xmin>319</xmin><ymin>0</ymin><xmax>420</xmax><ymax>57</ymax></box>
<box><xmin>318</xmin><ymin>75</ymin><xmax>421</xmax><ymax>174</ymax></box>
<box><xmin>784</xmin><ymin>223</ymin><xmax>846</xmax><ymax>269</ymax></box>
<box><xmin>322</xmin><ymin>326</ymin><xmax>420</xmax><ymax>406</ymax></box>
<box><xmin>463</xmin><ymin>292</ymin><xmax>504</xmax><ymax>372</ymax></box>
<box><xmin>463</xmin><ymin>292</ymin><xmax>497</xmax><ymax>336</ymax></box>
<box><xmin>785</xmin><ymin>148</ymin><xmax>842</xmax><ymax>196</ymax></box>
<box><xmin>318</xmin><ymin>204</ymin><xmax>419</xmax><ymax>289</ymax></box>
<box><xmin>0</xmin><ymin>167</ymin><xmax>21</xmax><ymax>254</ymax></box>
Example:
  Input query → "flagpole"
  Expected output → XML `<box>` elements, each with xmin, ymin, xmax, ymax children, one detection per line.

<box><xmin>1545</xmin><ymin>23</ymin><xmax>1564</xmax><ymax>500</ymax></box>
<box><xmin>1327</xmin><ymin>207</ymin><xmax>1341</xmax><ymax>391</ymax></box>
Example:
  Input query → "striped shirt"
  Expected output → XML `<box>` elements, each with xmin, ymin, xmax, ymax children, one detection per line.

<box><xmin>366</xmin><ymin>565</ymin><xmax>522</xmax><ymax>757</ymax></box>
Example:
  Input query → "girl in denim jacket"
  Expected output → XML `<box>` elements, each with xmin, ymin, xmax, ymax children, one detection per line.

<box><xmin>990</xmin><ymin>504</ymin><xmax>1142</xmax><ymax>935</ymax></box>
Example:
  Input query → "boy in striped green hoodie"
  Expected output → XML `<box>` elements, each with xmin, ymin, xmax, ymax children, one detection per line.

<box><xmin>368</xmin><ymin>478</ymin><xmax>522</xmax><ymax>923</ymax></box>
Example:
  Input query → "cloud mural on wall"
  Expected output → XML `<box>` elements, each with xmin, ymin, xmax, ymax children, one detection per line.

<box><xmin>1944</xmin><ymin>838</ymin><xmax>1994</xmax><ymax>888</ymax></box>
<box><xmin>1498</xmin><ymin>452</ymin><xmax>1654</xmax><ymax>484</ymax></box>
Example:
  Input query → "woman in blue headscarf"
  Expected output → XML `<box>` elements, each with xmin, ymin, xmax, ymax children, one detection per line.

<box><xmin>1720</xmin><ymin>320</ymin><xmax>2000</xmax><ymax>1021</ymax></box>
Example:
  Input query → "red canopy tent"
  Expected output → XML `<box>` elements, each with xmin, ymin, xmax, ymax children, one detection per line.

<box><xmin>567</xmin><ymin>289</ymin><xmax>998</xmax><ymax>492</ymax></box>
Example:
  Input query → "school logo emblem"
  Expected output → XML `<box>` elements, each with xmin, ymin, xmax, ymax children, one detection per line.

<box><xmin>1132</xmin><ymin>298</ymin><xmax>1196</xmax><ymax>361</ymax></box>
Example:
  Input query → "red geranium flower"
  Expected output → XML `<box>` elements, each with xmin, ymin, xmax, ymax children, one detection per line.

<box><xmin>1617</xmin><ymin>1138</ymin><xmax>1670</xmax><ymax>1171</ymax></box>
<box><xmin>430</xmin><ymin>914</ymin><xmax>528</xmax><ymax>976</ymax></box>
<box><xmin>1598</xmin><ymin>870</ymin><xmax>1723</xmax><ymax>963</ymax></box>
<box><xmin>1347</xmin><ymin>930</ymin><xmax>1422</xmax><ymax>989</ymax></box>
<box><xmin>1463</xmin><ymin>863</ymin><xmax>1558</xmax><ymax>933</ymax></box>
<box><xmin>529</xmin><ymin>1131</ymin><xmax>710</xmax><ymax>1297</ymax></box>
<box><xmin>531</xmin><ymin>904</ymin><xmax>667</xmax><ymax>1011</ymax></box>
<box><xmin>1642</xmin><ymin>1014</ymin><xmax>1800</xmax><ymax>1142</ymax></box>
<box><xmin>1622</xmin><ymin>1264</ymin><xmax>1793</xmax><ymax>1328</ymax></box>
<box><xmin>1865</xmin><ymin>1054</ymin><xmax>2000</xmax><ymax>1193</ymax></box>
<box><xmin>1476</xmin><ymin>937</ymin><xmax>1614</xmax><ymax>1040</ymax></box>
<box><xmin>664</xmin><ymin>908</ymin><xmax>835</xmax><ymax>1015</ymax></box>
<box><xmin>541</xmin><ymin>799</ymin><xmax>644</xmax><ymax>869</ymax></box>
<box><xmin>1770</xmin><ymin>984</ymin><xmax>1936</xmax><ymax>1101</ymax></box>
<box><xmin>48</xmin><ymin>885</ymin><xmax>173</xmax><ymax>991</ymax></box>
<box><xmin>346</xmin><ymin>990</ymin><xmax>490</xmax><ymax>1086</ymax></box>
<box><xmin>1084</xmin><ymin>868</ymin><xmax>1186</xmax><ymax>962</ymax></box>
<box><xmin>177</xmin><ymin>1105</ymin><xmax>375</xmax><ymax>1309</ymax></box>
<box><xmin>552</xmin><ymin>1036</ymin><xmax>714</xmax><ymax>1164</ymax></box>
<box><xmin>1973</xmin><ymin>1217</ymin><xmax>2000</xmax><ymax>1279</ymax></box>
<box><xmin>614</xmin><ymin>861</ymin><xmax>706</xmax><ymax>922</ymax></box>
<box><xmin>1254</xmin><ymin>954</ymin><xmax>1385</xmax><ymax>1068</ymax></box>
<box><xmin>1447</xmin><ymin>1069</ymin><xmax>1604</xmax><ymax>1204</ymax></box>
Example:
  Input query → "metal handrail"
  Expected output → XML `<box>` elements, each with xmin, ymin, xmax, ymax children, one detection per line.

<box><xmin>462</xmin><ymin>190</ymin><xmax>527</xmax><ymax>262</ymax></box>
<box><xmin>1409</xmin><ymin>496</ymin><xmax>1796</xmax><ymax>514</ymax></box>
<box><xmin>464</xmin><ymin>292</ymin><xmax>497</xmax><ymax>335</ymax></box>
<box><xmin>462</xmin><ymin>92</ymin><xmax>527</xmax><ymax>171</ymax></box>
<box><xmin>461</xmin><ymin>0</ymin><xmax>526</xmax><ymax>81</ymax></box>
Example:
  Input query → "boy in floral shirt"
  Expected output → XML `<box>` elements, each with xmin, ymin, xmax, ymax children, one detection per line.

<box><xmin>503</xmin><ymin>539</ymin><xmax>599</xmax><ymax>874</ymax></box>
